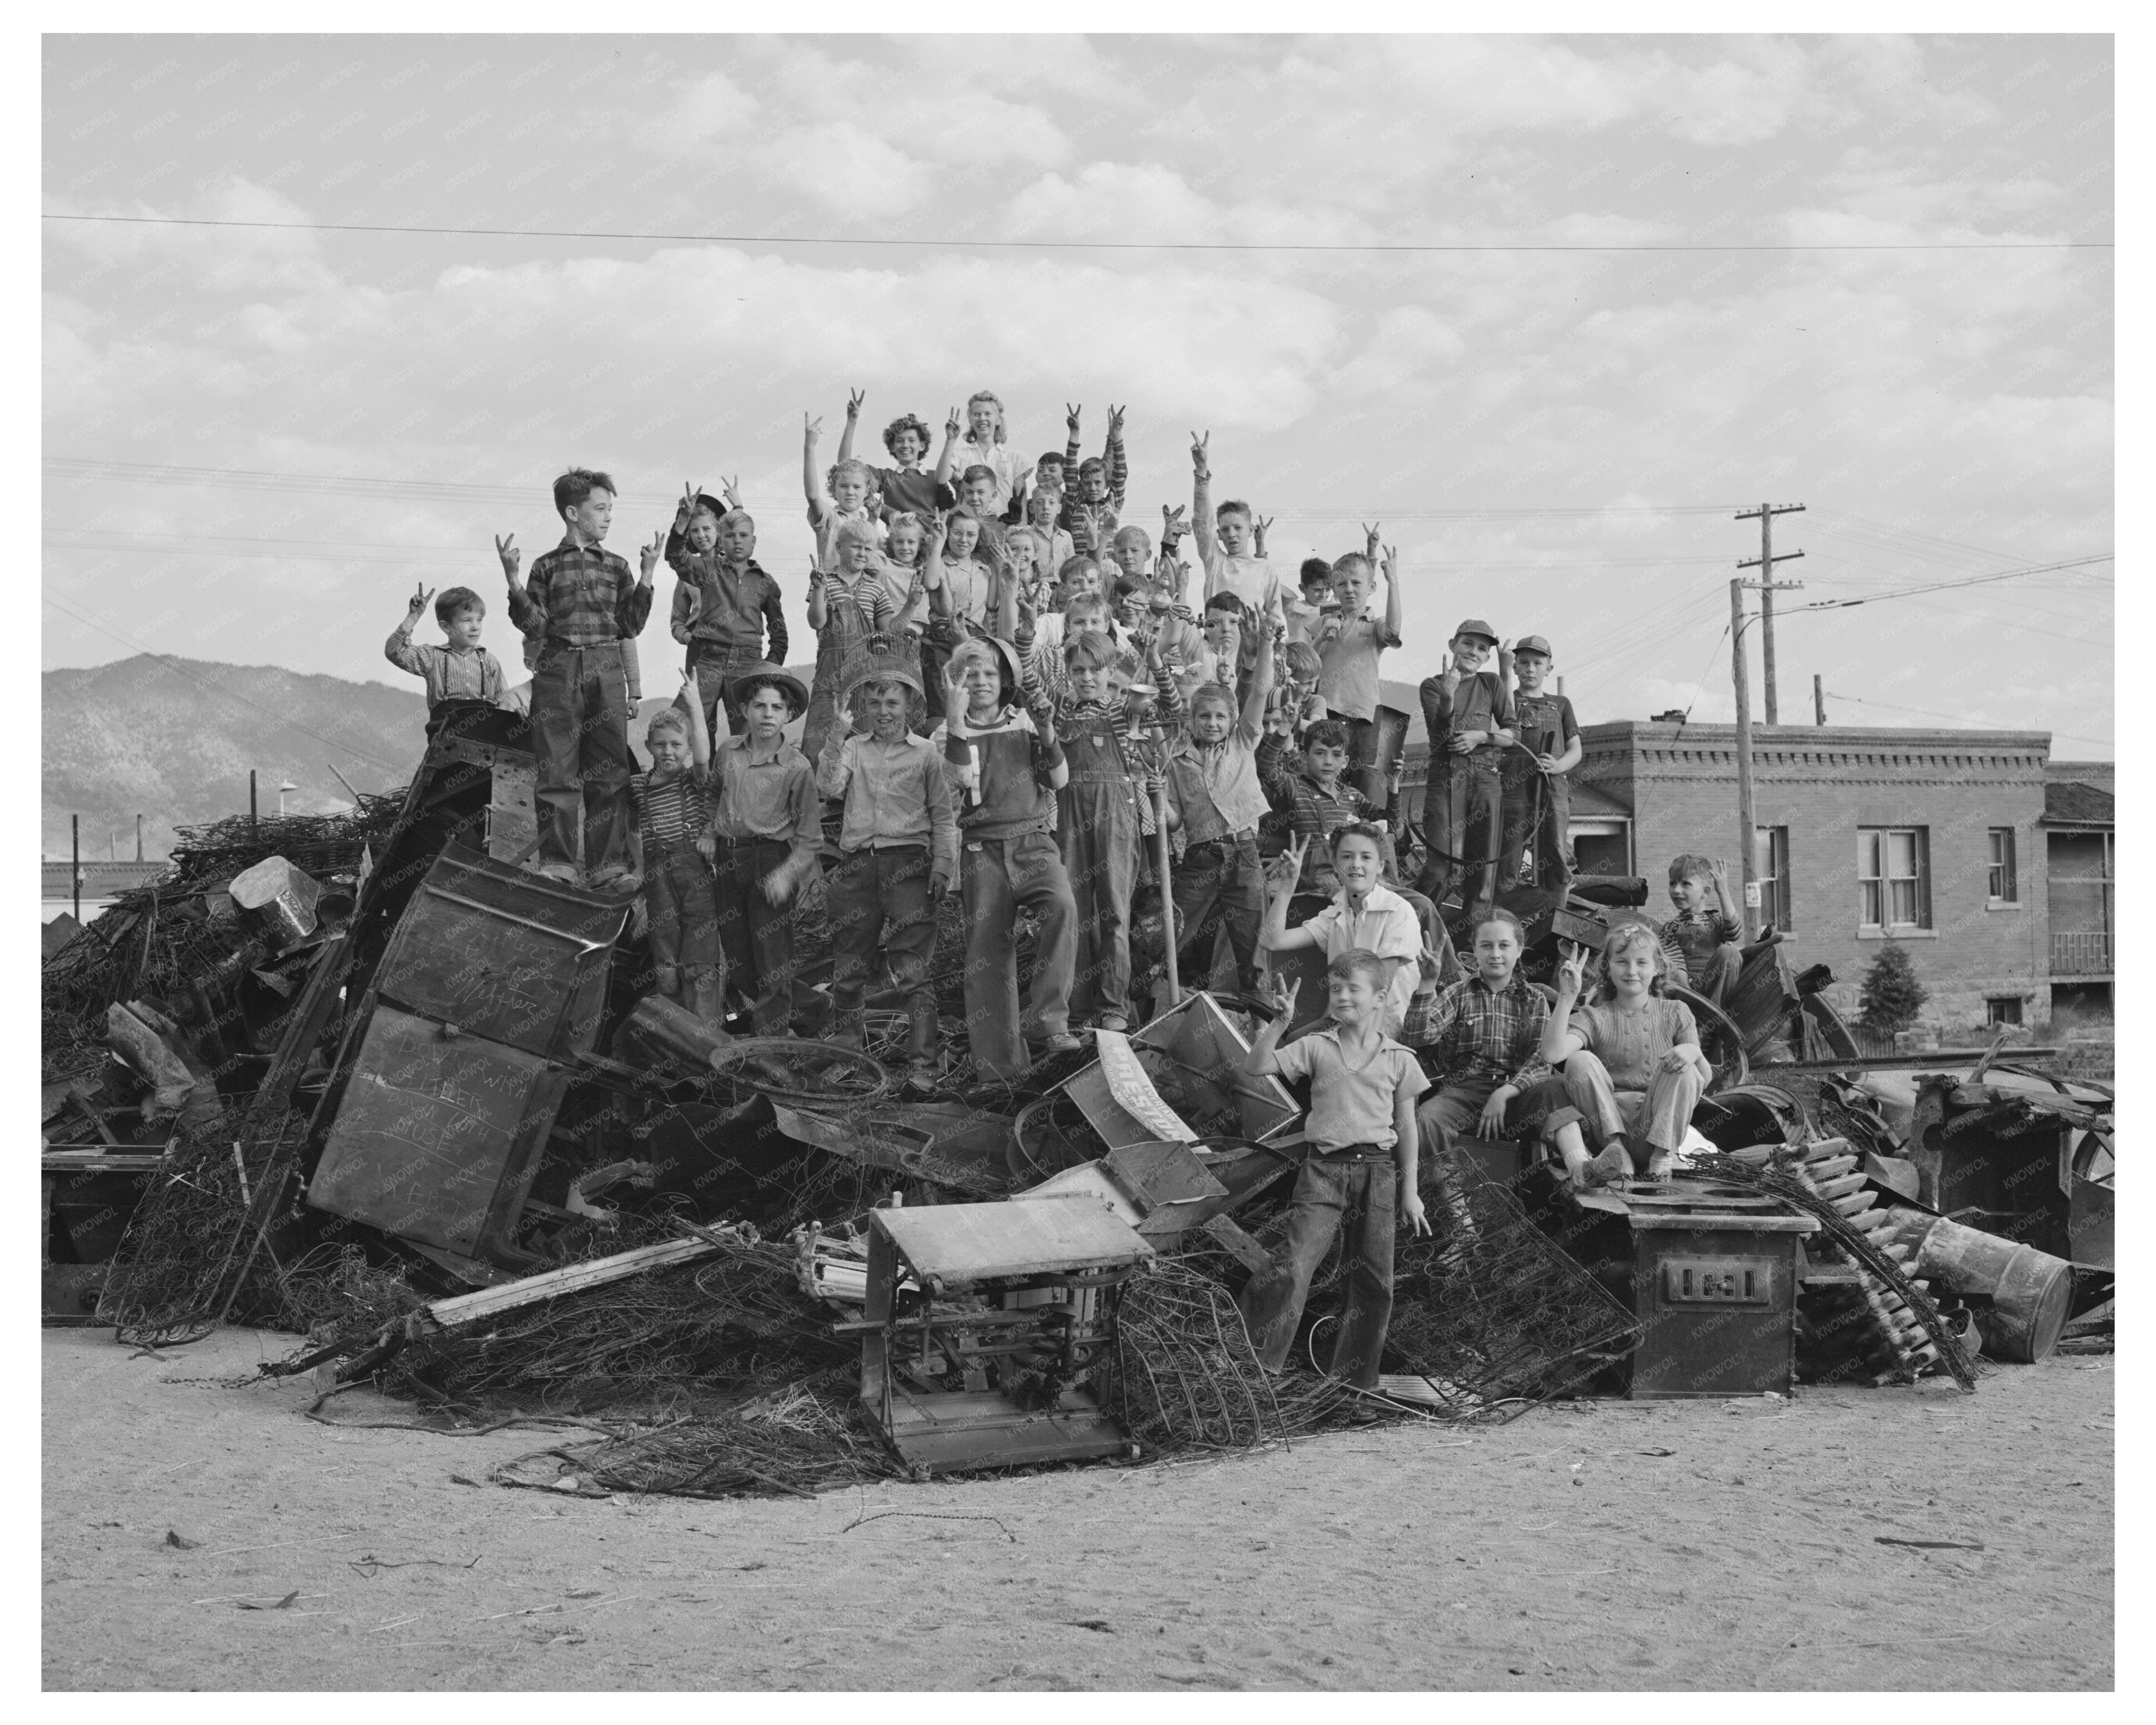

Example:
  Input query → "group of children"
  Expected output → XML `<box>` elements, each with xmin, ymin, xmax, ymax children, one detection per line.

<box><xmin>380</xmin><ymin>400</ymin><xmax>1754</xmax><ymax>1400</ymax></box>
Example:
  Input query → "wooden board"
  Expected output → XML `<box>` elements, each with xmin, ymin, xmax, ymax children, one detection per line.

<box><xmin>874</xmin><ymin>1197</ymin><xmax>1152</xmax><ymax>1282</ymax></box>
<box><xmin>882</xmin><ymin>1386</ymin><xmax>1130</xmax><ymax>1473</ymax></box>
<box><xmin>486</xmin><ymin>756</ymin><xmax>538</xmax><ymax>864</ymax></box>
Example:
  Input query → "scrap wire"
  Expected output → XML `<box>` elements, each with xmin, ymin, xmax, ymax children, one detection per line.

<box><xmin>1107</xmin><ymin>1257</ymin><xmax>1287</xmax><ymax>1452</ymax></box>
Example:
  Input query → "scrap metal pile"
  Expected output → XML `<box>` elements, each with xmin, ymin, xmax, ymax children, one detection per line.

<box><xmin>41</xmin><ymin>716</ymin><xmax>2112</xmax><ymax>1500</ymax></box>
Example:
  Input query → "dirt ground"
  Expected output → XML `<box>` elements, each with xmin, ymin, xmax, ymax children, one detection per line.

<box><xmin>43</xmin><ymin>1326</ymin><xmax>2112</xmax><ymax>1692</ymax></box>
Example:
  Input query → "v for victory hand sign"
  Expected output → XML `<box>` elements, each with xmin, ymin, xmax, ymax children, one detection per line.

<box><xmin>494</xmin><ymin>532</ymin><xmax>521</xmax><ymax>585</ymax></box>
<box><xmin>406</xmin><ymin>582</ymin><xmax>434</xmax><ymax>621</ymax></box>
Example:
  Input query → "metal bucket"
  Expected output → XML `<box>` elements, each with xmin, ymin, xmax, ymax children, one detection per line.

<box><xmin>1903</xmin><ymin>1214</ymin><xmax>2072</xmax><ymax>1363</ymax></box>
<box><xmin>1350</xmin><ymin>703</ymin><xmax>1409</xmax><ymax>808</ymax></box>
<box><xmin>226</xmin><ymin>855</ymin><xmax>320</xmax><ymax>948</ymax></box>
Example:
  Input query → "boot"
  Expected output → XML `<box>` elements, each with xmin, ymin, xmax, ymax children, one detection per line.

<box><xmin>903</xmin><ymin>999</ymin><xmax>939</xmax><ymax>1095</ymax></box>
<box><xmin>829</xmin><ymin>1008</ymin><xmax>865</xmax><ymax>1052</ymax></box>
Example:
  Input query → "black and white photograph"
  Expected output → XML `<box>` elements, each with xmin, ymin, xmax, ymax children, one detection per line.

<box><xmin>36</xmin><ymin>21</ymin><xmax>2118</xmax><ymax>1694</ymax></box>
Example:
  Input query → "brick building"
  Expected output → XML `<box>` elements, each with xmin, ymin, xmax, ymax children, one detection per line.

<box><xmin>1392</xmin><ymin>699</ymin><xmax>2113</xmax><ymax>1032</ymax></box>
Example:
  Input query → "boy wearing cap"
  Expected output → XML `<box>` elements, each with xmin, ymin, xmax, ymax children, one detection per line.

<box><xmin>667</xmin><ymin>486</ymin><xmax>788</xmax><ymax>735</ymax></box>
<box><xmin>1415</xmin><ymin>620</ymin><xmax>1514</xmax><ymax>919</ymax></box>
<box><xmin>1499</xmin><ymin>635</ymin><xmax>1581</xmax><ymax>900</ymax></box>
<box><xmin>700</xmin><ymin>663</ymin><xmax>819</xmax><ymax>1036</ymax></box>
<box><xmin>817</xmin><ymin>636</ymin><xmax>957</xmax><ymax>1094</ymax></box>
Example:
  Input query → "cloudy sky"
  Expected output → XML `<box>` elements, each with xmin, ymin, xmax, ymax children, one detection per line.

<box><xmin>42</xmin><ymin>32</ymin><xmax>2114</xmax><ymax>767</ymax></box>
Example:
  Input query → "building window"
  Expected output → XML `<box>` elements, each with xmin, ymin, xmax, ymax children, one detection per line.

<box><xmin>1859</xmin><ymin>827</ymin><xmax>1931</xmax><ymax>931</ymax></box>
<box><xmin>1987</xmin><ymin>828</ymin><xmax>2018</xmax><ymax>904</ymax></box>
<box><xmin>1755</xmin><ymin>825</ymin><xmax>1792</xmax><ymax>933</ymax></box>
<box><xmin>1985</xmin><ymin>996</ymin><xmax>2024</xmax><ymax>1027</ymax></box>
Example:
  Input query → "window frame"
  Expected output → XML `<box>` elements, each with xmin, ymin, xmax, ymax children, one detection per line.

<box><xmin>1858</xmin><ymin>825</ymin><xmax>1932</xmax><ymax>933</ymax></box>
<box><xmin>1986</xmin><ymin>827</ymin><xmax>2019</xmax><ymax>906</ymax></box>
<box><xmin>1755</xmin><ymin>824</ymin><xmax>1792</xmax><ymax>933</ymax></box>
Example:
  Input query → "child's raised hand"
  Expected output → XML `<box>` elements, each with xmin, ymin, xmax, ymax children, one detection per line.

<box><xmin>682</xmin><ymin>665</ymin><xmax>700</xmax><ymax>697</ymax></box>
<box><xmin>1284</xmin><ymin>830</ymin><xmax>1312</xmax><ymax>882</ymax></box>
<box><xmin>1065</xmin><ymin>402</ymin><xmax>1081</xmax><ymax>433</ymax></box>
<box><xmin>804</xmin><ymin>412</ymin><xmax>822</xmax><ymax>441</ymax></box>
<box><xmin>1415</xmin><ymin>934</ymin><xmax>1446</xmax><ymax>989</ymax></box>
<box><xmin>846</xmin><ymin>387</ymin><xmax>865</xmax><ymax>419</ymax></box>
<box><xmin>945</xmin><ymin>404</ymin><xmax>961</xmax><ymax>439</ymax></box>
<box><xmin>807</xmin><ymin>555</ymin><xmax>825</xmax><ymax>589</ymax></box>
<box><xmin>406</xmin><ymin>582</ymin><xmax>433</xmax><ymax>619</ymax></box>
<box><xmin>639</xmin><ymin>530</ymin><xmax>665</xmax><ymax>579</ymax></box>
<box><xmin>1189</xmin><ymin>430</ymin><xmax>1210</xmax><ymax>473</ymax></box>
<box><xmin>679</xmin><ymin>481</ymin><xmax>699</xmax><ymax>522</ymax></box>
<box><xmin>1266</xmin><ymin>969</ymin><xmax>1301</xmax><ymax>1021</ymax></box>
<box><xmin>1362</xmin><ymin>521</ymin><xmax>1382</xmax><ymax>556</ymax></box>
<box><xmin>1161</xmin><ymin>502</ymin><xmax>1186</xmax><ymax>535</ymax></box>
<box><xmin>494</xmin><ymin>532</ymin><xmax>521</xmax><ymax>582</ymax></box>
<box><xmin>1554</xmin><ymin>941</ymin><xmax>1588</xmax><ymax>998</ymax></box>
<box><xmin>721</xmin><ymin>475</ymin><xmax>742</xmax><ymax>508</ymax></box>
<box><xmin>1382</xmin><ymin>543</ymin><xmax>1399</xmax><ymax>582</ymax></box>
<box><xmin>1107</xmin><ymin>403</ymin><xmax>1125</xmax><ymax>438</ymax></box>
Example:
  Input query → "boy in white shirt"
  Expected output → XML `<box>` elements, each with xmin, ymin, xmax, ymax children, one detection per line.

<box><xmin>1191</xmin><ymin>430</ymin><xmax>1288</xmax><ymax>629</ymax></box>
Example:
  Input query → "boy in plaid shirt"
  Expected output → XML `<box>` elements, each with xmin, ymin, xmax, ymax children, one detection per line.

<box><xmin>502</xmin><ymin>468</ymin><xmax>656</xmax><ymax>886</ymax></box>
<box><xmin>665</xmin><ymin>486</ymin><xmax>787</xmax><ymax>735</ymax></box>
<box><xmin>1403</xmin><ymin>906</ymin><xmax>1561</xmax><ymax>1166</ymax></box>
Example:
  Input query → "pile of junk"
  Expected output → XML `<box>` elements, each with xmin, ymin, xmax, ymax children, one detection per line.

<box><xmin>41</xmin><ymin>711</ymin><xmax>2114</xmax><ymax>1499</ymax></box>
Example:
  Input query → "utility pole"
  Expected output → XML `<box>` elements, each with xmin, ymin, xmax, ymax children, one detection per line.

<box><xmin>250</xmin><ymin>769</ymin><xmax>258</xmax><ymax>835</ymax></box>
<box><xmin>1813</xmin><ymin>675</ymin><xmax>1826</xmax><ymax>727</ymax></box>
<box><xmin>1736</xmin><ymin>502</ymin><xmax>1805</xmax><ymax>723</ymax></box>
<box><xmin>135</xmin><ymin>814</ymin><xmax>144</xmax><ymax>861</ymax></box>
<box><xmin>71</xmin><ymin>814</ymin><xmax>81</xmax><ymax>922</ymax></box>
<box><xmin>1729</xmin><ymin>581</ymin><xmax>1760</xmax><ymax>940</ymax></box>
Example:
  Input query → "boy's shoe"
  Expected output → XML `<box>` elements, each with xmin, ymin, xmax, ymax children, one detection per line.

<box><xmin>1586</xmin><ymin>1144</ymin><xmax>1631</xmax><ymax>1187</ymax></box>
<box><xmin>903</xmin><ymin>1058</ymin><xmax>940</xmax><ymax>1097</ymax></box>
<box><xmin>531</xmin><ymin>859</ymin><xmax>579</xmax><ymax>884</ymax></box>
<box><xmin>1346</xmin><ymin>1400</ymin><xmax>1387</xmax><ymax>1427</ymax></box>
<box><xmin>1032</xmin><ymin>1032</ymin><xmax>1084</xmax><ymax>1056</ymax></box>
<box><xmin>1095</xmin><ymin>1014</ymin><xmax>1129</xmax><ymax>1033</ymax></box>
<box><xmin>586</xmin><ymin>863</ymin><xmax>635</xmax><ymax>893</ymax></box>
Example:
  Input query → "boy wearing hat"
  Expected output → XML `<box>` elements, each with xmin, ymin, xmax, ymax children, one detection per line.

<box><xmin>1499</xmin><ymin>635</ymin><xmax>1581</xmax><ymax>901</ymax></box>
<box><xmin>816</xmin><ymin>635</ymin><xmax>957</xmax><ymax>1095</ymax></box>
<box><xmin>700</xmin><ymin>662</ymin><xmax>819</xmax><ymax>1036</ymax></box>
<box><xmin>667</xmin><ymin>485</ymin><xmax>788</xmax><ymax>736</ymax></box>
<box><xmin>1415</xmin><ymin>620</ymin><xmax>1514</xmax><ymax>920</ymax></box>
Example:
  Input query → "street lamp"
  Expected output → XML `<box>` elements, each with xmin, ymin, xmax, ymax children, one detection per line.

<box><xmin>277</xmin><ymin>780</ymin><xmax>298</xmax><ymax>817</ymax></box>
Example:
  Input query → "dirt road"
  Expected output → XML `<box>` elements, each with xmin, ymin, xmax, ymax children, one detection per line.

<box><xmin>43</xmin><ymin>1327</ymin><xmax>2112</xmax><ymax>1690</ymax></box>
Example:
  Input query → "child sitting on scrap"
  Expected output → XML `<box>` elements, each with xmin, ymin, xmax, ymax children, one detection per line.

<box><xmin>802</xmin><ymin>517</ymin><xmax>899</xmax><ymax>761</ymax></box>
<box><xmin>700</xmin><ymin>662</ymin><xmax>819</xmax><ymax>1036</ymax></box>
<box><xmin>501</xmin><ymin>468</ymin><xmax>656</xmax><ymax>887</ymax></box>
<box><xmin>1241</xmin><ymin>950</ymin><xmax>1432</xmax><ymax>1396</ymax></box>
<box><xmin>1404</xmin><ymin>905</ymin><xmax>1557</xmax><ymax>1174</ymax></box>
<box><xmin>665</xmin><ymin>484</ymin><xmax>786</xmax><ymax>735</ymax></box>
<box><xmin>629</xmin><ymin>671</ymin><xmax>720</xmax><ymax>1023</ymax></box>
<box><xmin>1539</xmin><ymin>925</ymin><xmax>1712</xmax><ymax>1187</ymax></box>
<box><xmin>1261</xmin><ymin>826</ymin><xmax>1425</xmax><ymax>1038</ymax></box>
<box><xmin>816</xmin><ymin>637</ymin><xmax>956</xmax><ymax>1095</ymax></box>
<box><xmin>1152</xmin><ymin>623</ymin><xmax>1277</xmax><ymax>1009</ymax></box>
<box><xmin>385</xmin><ymin>582</ymin><xmax>504</xmax><ymax>718</ymax></box>
<box><xmin>1498</xmin><ymin>633</ymin><xmax>1581</xmax><ymax>901</ymax></box>
<box><xmin>1657</xmin><ymin>853</ymin><xmax>1744</xmax><ymax>1004</ymax></box>
<box><xmin>1415</xmin><ymin>620</ymin><xmax>1513</xmax><ymax>917</ymax></box>
<box><xmin>942</xmin><ymin>636</ymin><xmax>1080</xmax><ymax>1078</ymax></box>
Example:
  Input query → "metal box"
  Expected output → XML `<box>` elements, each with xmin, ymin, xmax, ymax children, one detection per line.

<box><xmin>373</xmin><ymin>844</ymin><xmax>626</xmax><ymax>1058</ymax></box>
<box><xmin>1624</xmin><ymin>1187</ymin><xmax>1817</xmax><ymax>1399</ymax></box>
<box><xmin>1063</xmin><ymin>992</ymin><xmax>1299</xmax><ymax>1151</ymax></box>
<box><xmin>858</xmin><ymin>1199</ymin><xmax>1153</xmax><ymax>1474</ymax></box>
<box><xmin>306</xmin><ymin>1004</ymin><xmax>569</xmax><ymax>1259</ymax></box>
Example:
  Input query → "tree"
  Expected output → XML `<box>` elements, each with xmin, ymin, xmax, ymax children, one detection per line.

<box><xmin>1858</xmin><ymin>939</ymin><xmax>1928</xmax><ymax>1035</ymax></box>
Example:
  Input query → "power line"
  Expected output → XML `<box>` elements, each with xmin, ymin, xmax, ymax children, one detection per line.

<box><xmin>43</xmin><ymin>457</ymin><xmax>1748</xmax><ymax>520</ymax></box>
<box><xmin>41</xmin><ymin>592</ymin><xmax>414</xmax><ymax>773</ymax></box>
<box><xmin>1824</xmin><ymin>689</ymin><xmax>2111</xmax><ymax>750</ymax></box>
<box><xmin>1798</xmin><ymin>554</ymin><xmax>2113</xmax><ymax>610</ymax></box>
<box><xmin>43</xmin><ymin>212</ymin><xmax>2117</xmax><ymax>254</ymax></box>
